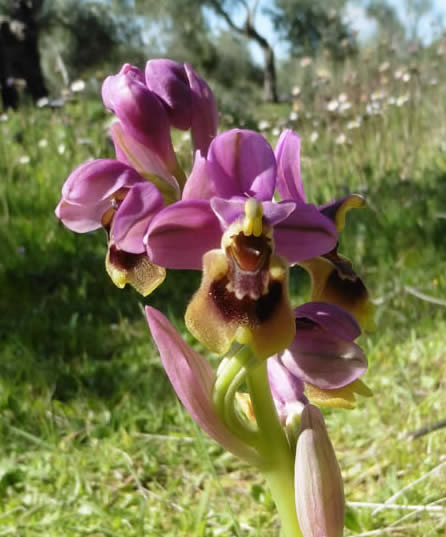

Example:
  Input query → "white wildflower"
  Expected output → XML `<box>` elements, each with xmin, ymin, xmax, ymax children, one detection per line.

<box><xmin>326</xmin><ymin>99</ymin><xmax>338</xmax><ymax>112</ymax></box>
<box><xmin>71</xmin><ymin>79</ymin><xmax>86</xmax><ymax>93</ymax></box>
<box><xmin>291</xmin><ymin>86</ymin><xmax>301</xmax><ymax>97</ymax></box>
<box><xmin>339</xmin><ymin>101</ymin><xmax>352</xmax><ymax>114</ymax></box>
<box><xmin>300</xmin><ymin>57</ymin><xmax>312</xmax><ymax>67</ymax></box>
<box><xmin>396</xmin><ymin>94</ymin><xmax>410</xmax><ymax>106</ymax></box>
<box><xmin>346</xmin><ymin>117</ymin><xmax>361</xmax><ymax>130</ymax></box>
<box><xmin>36</xmin><ymin>97</ymin><xmax>49</xmax><ymax>108</ymax></box>
<box><xmin>335</xmin><ymin>133</ymin><xmax>347</xmax><ymax>145</ymax></box>
<box><xmin>258</xmin><ymin>120</ymin><xmax>270</xmax><ymax>131</ymax></box>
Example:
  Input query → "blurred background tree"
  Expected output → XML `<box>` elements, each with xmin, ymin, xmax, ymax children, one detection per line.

<box><xmin>267</xmin><ymin>0</ymin><xmax>357</xmax><ymax>61</ymax></box>
<box><xmin>365</xmin><ymin>0</ymin><xmax>406</xmax><ymax>48</ymax></box>
<box><xmin>0</xmin><ymin>0</ymin><xmax>442</xmax><ymax>108</ymax></box>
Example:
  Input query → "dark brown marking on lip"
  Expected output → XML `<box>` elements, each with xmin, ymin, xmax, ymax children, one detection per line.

<box><xmin>108</xmin><ymin>243</ymin><xmax>145</xmax><ymax>271</ymax></box>
<box><xmin>326</xmin><ymin>269</ymin><xmax>368</xmax><ymax>306</ymax></box>
<box><xmin>323</xmin><ymin>247</ymin><xmax>357</xmax><ymax>281</ymax></box>
<box><xmin>210</xmin><ymin>276</ymin><xmax>283</xmax><ymax>326</ymax></box>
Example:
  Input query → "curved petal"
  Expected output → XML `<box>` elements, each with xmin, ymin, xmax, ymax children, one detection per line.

<box><xmin>102</xmin><ymin>64</ymin><xmax>177</xmax><ymax>171</ymax></box>
<box><xmin>210</xmin><ymin>196</ymin><xmax>245</xmax><ymax>228</ymax></box>
<box><xmin>209</xmin><ymin>198</ymin><xmax>296</xmax><ymax>231</ymax></box>
<box><xmin>274</xmin><ymin>203</ymin><xmax>338</xmax><ymax>263</ymax></box>
<box><xmin>145</xmin><ymin>200</ymin><xmax>222</xmax><ymax>269</ymax></box>
<box><xmin>208</xmin><ymin>130</ymin><xmax>276</xmax><ymax>200</ymax></box>
<box><xmin>106</xmin><ymin>243</ymin><xmax>165</xmax><ymax>296</ymax></box>
<box><xmin>145</xmin><ymin>307</ymin><xmax>261</xmax><ymax>464</ymax></box>
<box><xmin>145</xmin><ymin>59</ymin><xmax>194</xmax><ymax>130</ymax></box>
<box><xmin>55</xmin><ymin>198</ymin><xmax>110</xmax><ymax>233</ymax></box>
<box><xmin>275</xmin><ymin>129</ymin><xmax>306</xmax><ymax>203</ymax></box>
<box><xmin>281</xmin><ymin>325</ymin><xmax>367</xmax><ymax>390</ymax></box>
<box><xmin>305</xmin><ymin>379</ymin><xmax>372</xmax><ymax>410</ymax></box>
<box><xmin>182</xmin><ymin>151</ymin><xmax>217</xmax><ymax>201</ymax></box>
<box><xmin>294</xmin><ymin>302</ymin><xmax>361</xmax><ymax>341</ymax></box>
<box><xmin>295</xmin><ymin>405</ymin><xmax>344</xmax><ymax>537</ymax></box>
<box><xmin>110</xmin><ymin>121</ymin><xmax>180</xmax><ymax>203</ymax></box>
<box><xmin>299</xmin><ymin>255</ymin><xmax>375</xmax><ymax>332</ymax></box>
<box><xmin>267</xmin><ymin>356</ymin><xmax>306</xmax><ymax>423</ymax></box>
<box><xmin>319</xmin><ymin>194</ymin><xmax>365</xmax><ymax>232</ymax></box>
<box><xmin>61</xmin><ymin>159</ymin><xmax>142</xmax><ymax>205</ymax></box>
<box><xmin>112</xmin><ymin>182</ymin><xmax>164</xmax><ymax>254</ymax></box>
<box><xmin>185</xmin><ymin>63</ymin><xmax>218</xmax><ymax>156</ymax></box>
<box><xmin>262</xmin><ymin>201</ymin><xmax>296</xmax><ymax>226</ymax></box>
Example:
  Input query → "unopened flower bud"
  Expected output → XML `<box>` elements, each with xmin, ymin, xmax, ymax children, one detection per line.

<box><xmin>145</xmin><ymin>59</ymin><xmax>218</xmax><ymax>155</ymax></box>
<box><xmin>102</xmin><ymin>64</ymin><xmax>177</xmax><ymax>172</ymax></box>
<box><xmin>295</xmin><ymin>405</ymin><xmax>344</xmax><ymax>537</ymax></box>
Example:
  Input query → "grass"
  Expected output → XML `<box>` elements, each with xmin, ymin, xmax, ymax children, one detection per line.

<box><xmin>0</xmin><ymin>55</ymin><xmax>446</xmax><ymax>536</ymax></box>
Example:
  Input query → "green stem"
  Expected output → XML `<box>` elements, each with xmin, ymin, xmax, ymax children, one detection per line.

<box><xmin>213</xmin><ymin>351</ymin><xmax>259</xmax><ymax>447</ymax></box>
<box><xmin>246</xmin><ymin>361</ymin><xmax>303</xmax><ymax>537</ymax></box>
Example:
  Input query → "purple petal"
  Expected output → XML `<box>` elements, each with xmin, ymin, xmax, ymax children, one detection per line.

<box><xmin>55</xmin><ymin>159</ymin><xmax>143</xmax><ymax>232</ymax></box>
<box><xmin>281</xmin><ymin>326</ymin><xmax>367</xmax><ymax>390</ymax></box>
<box><xmin>210</xmin><ymin>197</ymin><xmax>245</xmax><ymax>228</ymax></box>
<box><xmin>112</xmin><ymin>182</ymin><xmax>164</xmax><ymax>254</ymax></box>
<box><xmin>268</xmin><ymin>356</ymin><xmax>306</xmax><ymax>406</ymax></box>
<box><xmin>262</xmin><ymin>201</ymin><xmax>296</xmax><ymax>226</ymax></box>
<box><xmin>208</xmin><ymin>130</ymin><xmax>276</xmax><ymax>200</ymax></box>
<box><xmin>102</xmin><ymin>64</ymin><xmax>177</xmax><ymax>170</ymax></box>
<box><xmin>61</xmin><ymin>159</ymin><xmax>142</xmax><ymax>205</ymax></box>
<box><xmin>145</xmin><ymin>200</ymin><xmax>222</xmax><ymax>269</ymax></box>
<box><xmin>185</xmin><ymin>63</ymin><xmax>218</xmax><ymax>156</ymax></box>
<box><xmin>210</xmin><ymin>198</ymin><xmax>297</xmax><ymax>230</ymax></box>
<box><xmin>275</xmin><ymin>129</ymin><xmax>306</xmax><ymax>203</ymax></box>
<box><xmin>111</xmin><ymin>121</ymin><xmax>180</xmax><ymax>201</ymax></box>
<box><xmin>182</xmin><ymin>151</ymin><xmax>217</xmax><ymax>200</ymax></box>
<box><xmin>55</xmin><ymin>198</ymin><xmax>110</xmax><ymax>233</ymax></box>
<box><xmin>145</xmin><ymin>59</ymin><xmax>194</xmax><ymax>130</ymax></box>
<box><xmin>294</xmin><ymin>302</ymin><xmax>361</xmax><ymax>341</ymax></box>
<box><xmin>146</xmin><ymin>307</ymin><xmax>259</xmax><ymax>463</ymax></box>
<box><xmin>274</xmin><ymin>203</ymin><xmax>338</xmax><ymax>263</ymax></box>
<box><xmin>295</xmin><ymin>405</ymin><xmax>344</xmax><ymax>537</ymax></box>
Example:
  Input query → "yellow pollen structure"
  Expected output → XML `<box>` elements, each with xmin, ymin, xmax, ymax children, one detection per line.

<box><xmin>243</xmin><ymin>198</ymin><xmax>263</xmax><ymax>237</ymax></box>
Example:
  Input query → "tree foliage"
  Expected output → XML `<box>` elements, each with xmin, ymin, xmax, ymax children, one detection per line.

<box><xmin>267</xmin><ymin>0</ymin><xmax>357</xmax><ymax>60</ymax></box>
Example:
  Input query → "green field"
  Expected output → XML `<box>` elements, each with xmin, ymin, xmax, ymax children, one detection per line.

<box><xmin>0</xmin><ymin>52</ymin><xmax>445</xmax><ymax>536</ymax></box>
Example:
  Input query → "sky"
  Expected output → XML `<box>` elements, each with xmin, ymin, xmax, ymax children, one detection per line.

<box><xmin>207</xmin><ymin>0</ymin><xmax>446</xmax><ymax>64</ymax></box>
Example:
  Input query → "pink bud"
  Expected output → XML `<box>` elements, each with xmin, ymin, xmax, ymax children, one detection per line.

<box><xmin>295</xmin><ymin>405</ymin><xmax>345</xmax><ymax>537</ymax></box>
<box><xmin>102</xmin><ymin>64</ymin><xmax>177</xmax><ymax>172</ymax></box>
<box><xmin>145</xmin><ymin>59</ymin><xmax>218</xmax><ymax>155</ymax></box>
